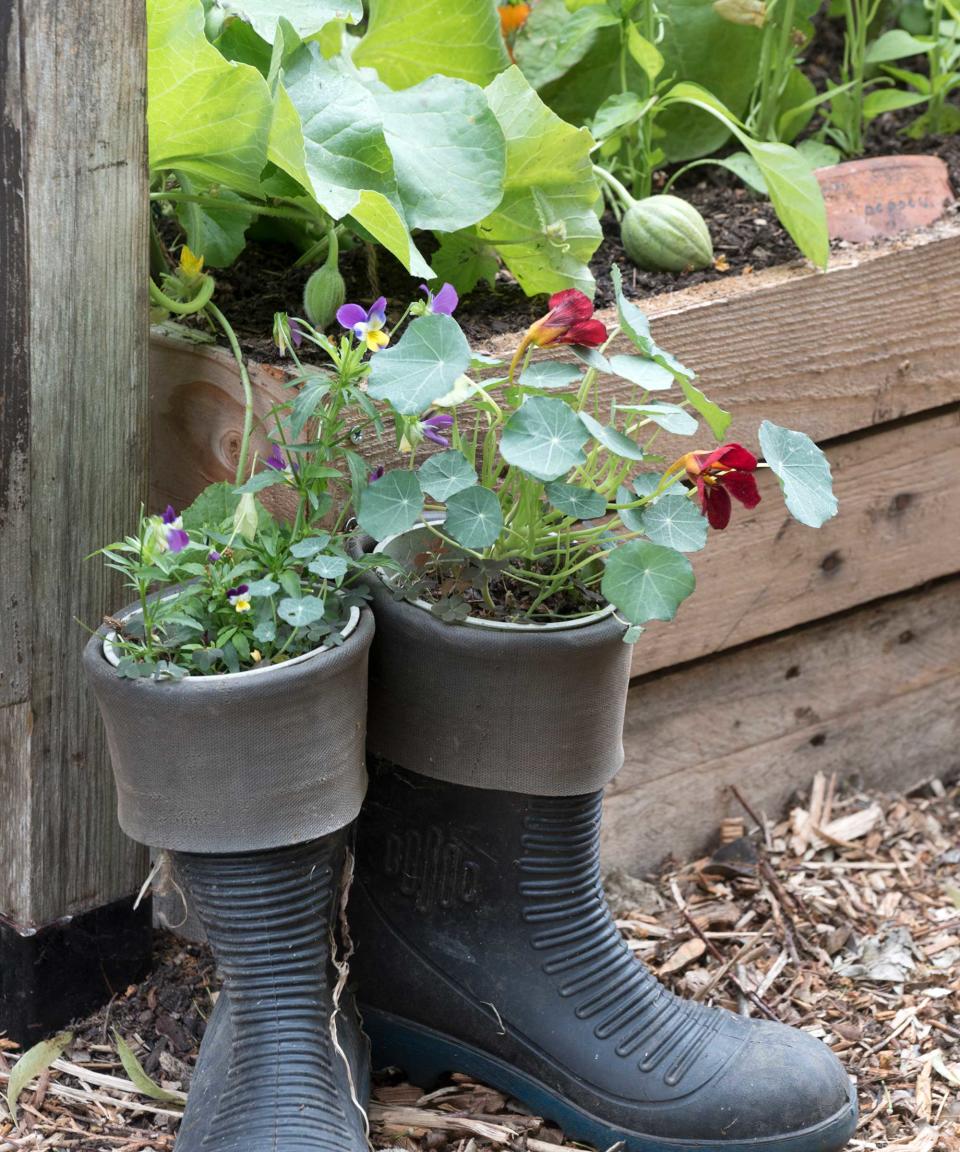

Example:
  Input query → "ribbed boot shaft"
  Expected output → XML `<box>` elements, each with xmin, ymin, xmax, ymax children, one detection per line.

<box><xmin>175</xmin><ymin>839</ymin><xmax>357</xmax><ymax>1152</ymax></box>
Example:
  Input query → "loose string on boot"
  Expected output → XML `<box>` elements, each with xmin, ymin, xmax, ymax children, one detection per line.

<box><xmin>133</xmin><ymin>850</ymin><xmax>189</xmax><ymax>930</ymax></box>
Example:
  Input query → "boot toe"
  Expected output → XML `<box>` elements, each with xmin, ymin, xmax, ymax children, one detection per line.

<box><xmin>706</xmin><ymin>1019</ymin><xmax>854</xmax><ymax>1142</ymax></box>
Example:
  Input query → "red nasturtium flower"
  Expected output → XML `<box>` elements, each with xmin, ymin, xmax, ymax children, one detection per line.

<box><xmin>668</xmin><ymin>443</ymin><xmax>761</xmax><ymax>530</ymax></box>
<box><xmin>511</xmin><ymin>289</ymin><xmax>608</xmax><ymax>379</ymax></box>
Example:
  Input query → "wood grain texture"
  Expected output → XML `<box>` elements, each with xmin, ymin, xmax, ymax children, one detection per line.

<box><xmin>0</xmin><ymin>1</ymin><xmax>150</xmax><ymax>925</ymax></box>
<box><xmin>629</xmin><ymin>406</ymin><xmax>960</xmax><ymax>676</ymax></box>
<box><xmin>0</xmin><ymin>2</ymin><xmax>30</xmax><ymax>707</ymax></box>
<box><xmin>149</xmin><ymin>221</ymin><xmax>960</xmax><ymax>511</ymax></box>
<box><xmin>602</xmin><ymin>577</ymin><xmax>960</xmax><ymax>874</ymax></box>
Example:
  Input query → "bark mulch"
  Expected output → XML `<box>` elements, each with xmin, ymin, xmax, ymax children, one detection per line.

<box><xmin>2</xmin><ymin>773</ymin><xmax>958</xmax><ymax>1151</ymax></box>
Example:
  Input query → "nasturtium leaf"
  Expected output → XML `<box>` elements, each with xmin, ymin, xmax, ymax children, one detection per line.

<box><xmin>357</xmin><ymin>469</ymin><xmax>425</xmax><ymax>540</ymax></box>
<box><xmin>678</xmin><ymin>377</ymin><xmax>731</xmax><ymax>440</ymax></box>
<box><xmin>631</xmin><ymin>473</ymin><xmax>670</xmax><ymax>501</ymax></box>
<box><xmin>617</xmin><ymin>483</ymin><xmax>645</xmax><ymax>532</ymax></box>
<box><xmin>610</xmin><ymin>265</ymin><xmax>654</xmax><ymax>353</ymax></box>
<box><xmin>147</xmin><ymin>0</ymin><xmax>273</xmax><ymax>194</ymax></box>
<box><xmin>638</xmin><ymin>493</ymin><xmax>708</xmax><ymax>552</ymax></box>
<box><xmin>418</xmin><ymin>450</ymin><xmax>478</xmax><ymax>501</ymax></box>
<box><xmin>6</xmin><ymin>1032</ymin><xmax>73</xmax><ymax>1120</ymax></box>
<box><xmin>173</xmin><ymin>173</ymin><xmax>255</xmax><ymax>268</ymax></box>
<box><xmin>220</xmin><ymin>0</ymin><xmax>361</xmax><ymax>42</ymax></box>
<box><xmin>544</xmin><ymin>481</ymin><xmax>607</xmax><ymax>520</ymax></box>
<box><xmin>500</xmin><ymin>396</ymin><xmax>589</xmax><ymax>482</ymax></box>
<box><xmin>290</xmin><ymin>534</ymin><xmax>332</xmax><ymax>558</ymax></box>
<box><xmin>308</xmin><ymin>554</ymin><xmax>349</xmax><ymax>580</ymax></box>
<box><xmin>443</xmin><ymin>486</ymin><xmax>504</xmax><ymax>549</ymax></box>
<box><xmin>474</xmin><ymin>67</ymin><xmax>603</xmax><ymax>297</ymax></box>
<box><xmin>278</xmin><ymin>596</ymin><xmax>327</xmax><ymax>626</ymax></box>
<box><xmin>355</xmin><ymin>0</ymin><xmax>510</xmax><ymax>89</ymax></box>
<box><xmin>608</xmin><ymin>354</ymin><xmax>674</xmax><ymax>391</ymax></box>
<box><xmin>520</xmin><ymin>361</ymin><xmax>584</xmax><ymax>390</ymax></box>
<box><xmin>601</xmin><ymin>540</ymin><xmax>695</xmax><ymax>625</ymax></box>
<box><xmin>758</xmin><ymin>421</ymin><xmax>838</xmax><ymax>528</ymax></box>
<box><xmin>367</xmin><ymin>314</ymin><xmax>472</xmax><ymax>415</ymax></box>
<box><xmin>371</xmin><ymin>76</ymin><xmax>506</xmax><ymax>232</ymax></box>
<box><xmin>245</xmin><ymin>578</ymin><xmax>281</xmax><ymax>597</ymax></box>
<box><xmin>571</xmin><ymin>346</ymin><xmax>612</xmax><ymax>373</ymax></box>
<box><xmin>619</xmin><ymin>403</ymin><xmax>699</xmax><ymax>436</ymax></box>
<box><xmin>579</xmin><ymin>411</ymin><xmax>645</xmax><ymax>461</ymax></box>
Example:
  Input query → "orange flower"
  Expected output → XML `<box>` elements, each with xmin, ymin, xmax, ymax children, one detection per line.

<box><xmin>665</xmin><ymin>443</ymin><xmax>760</xmax><ymax>529</ymax></box>
<box><xmin>499</xmin><ymin>2</ymin><xmax>531</xmax><ymax>37</ymax></box>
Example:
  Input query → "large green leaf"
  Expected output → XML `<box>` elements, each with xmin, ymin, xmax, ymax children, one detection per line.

<box><xmin>608</xmin><ymin>354</ymin><xmax>674</xmax><ymax>391</ymax></box>
<box><xmin>578</xmin><ymin>410</ymin><xmax>645</xmax><ymax>461</ymax></box>
<box><xmin>173</xmin><ymin>172</ymin><xmax>255</xmax><ymax>267</ymax></box>
<box><xmin>357</xmin><ymin>469</ymin><xmax>425</xmax><ymax>540</ymax></box>
<box><xmin>148</xmin><ymin>0</ymin><xmax>273</xmax><ymax>192</ymax></box>
<box><xmin>429</xmin><ymin>232</ymin><xmax>499</xmax><ymax>295</ymax></box>
<box><xmin>367</xmin><ymin>315</ymin><xmax>472</xmax><ymax>415</ymax></box>
<box><xmin>638</xmin><ymin>493</ymin><xmax>708</xmax><ymax>552</ymax></box>
<box><xmin>758</xmin><ymin>421</ymin><xmax>838</xmax><ymax>528</ymax></box>
<box><xmin>500</xmin><ymin>396</ymin><xmax>589</xmax><ymax>481</ymax></box>
<box><xmin>539</xmin><ymin>1</ymin><xmax>762</xmax><ymax>161</ymax></box>
<box><xmin>282</xmin><ymin>48</ymin><xmax>398</xmax><ymax>219</ymax></box>
<box><xmin>544</xmin><ymin>480</ymin><xmax>607</xmax><ymax>519</ymax></box>
<box><xmin>521</xmin><ymin>361</ymin><xmax>584</xmax><ymax>390</ymax></box>
<box><xmin>663</xmin><ymin>84</ymin><xmax>828</xmax><ymax>269</ymax></box>
<box><xmin>350</xmin><ymin>191</ymin><xmax>434</xmax><ymax>279</ymax></box>
<box><xmin>514</xmin><ymin>0</ymin><xmax>597</xmax><ymax>89</ymax></box>
<box><xmin>601</xmin><ymin>540</ymin><xmax>695</xmax><ymax>624</ymax></box>
<box><xmin>474</xmin><ymin>68</ymin><xmax>603</xmax><ymax>296</ymax></box>
<box><xmin>370</xmin><ymin>76</ymin><xmax>506</xmax><ymax>231</ymax></box>
<box><xmin>219</xmin><ymin>0</ymin><xmax>361</xmax><ymax>42</ymax></box>
<box><xmin>418</xmin><ymin>450</ymin><xmax>478</xmax><ymax>501</ymax></box>
<box><xmin>443</xmin><ymin>486</ymin><xmax>504</xmax><ymax>548</ymax></box>
<box><xmin>354</xmin><ymin>0</ymin><xmax>510</xmax><ymax>89</ymax></box>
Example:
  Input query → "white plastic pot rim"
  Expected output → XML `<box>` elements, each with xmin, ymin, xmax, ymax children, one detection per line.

<box><xmin>102</xmin><ymin>601</ymin><xmax>361</xmax><ymax>681</ymax></box>
<box><xmin>372</xmin><ymin>527</ymin><xmax>615</xmax><ymax>633</ymax></box>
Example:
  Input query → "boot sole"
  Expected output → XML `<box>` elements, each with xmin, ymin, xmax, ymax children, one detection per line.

<box><xmin>363</xmin><ymin>1007</ymin><xmax>859</xmax><ymax>1152</ymax></box>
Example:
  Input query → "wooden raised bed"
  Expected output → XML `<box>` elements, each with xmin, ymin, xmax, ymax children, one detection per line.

<box><xmin>150</xmin><ymin>218</ymin><xmax>960</xmax><ymax>873</ymax></box>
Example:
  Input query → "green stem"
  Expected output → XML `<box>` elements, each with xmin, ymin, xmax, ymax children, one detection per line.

<box><xmin>149</xmin><ymin>276</ymin><xmax>215</xmax><ymax>315</ymax></box>
<box><xmin>593</xmin><ymin>165</ymin><xmax>638</xmax><ymax>211</ymax></box>
<box><xmin>149</xmin><ymin>191</ymin><xmax>312</xmax><ymax>223</ymax></box>
<box><xmin>206</xmin><ymin>302</ymin><xmax>255</xmax><ymax>485</ymax></box>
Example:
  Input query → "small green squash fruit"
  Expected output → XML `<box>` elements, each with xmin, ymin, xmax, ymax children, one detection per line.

<box><xmin>303</xmin><ymin>229</ymin><xmax>345</xmax><ymax>329</ymax></box>
<box><xmin>620</xmin><ymin>195</ymin><xmax>714</xmax><ymax>273</ymax></box>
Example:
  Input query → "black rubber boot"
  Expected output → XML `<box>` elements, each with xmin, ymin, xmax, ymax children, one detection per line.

<box><xmin>173</xmin><ymin>832</ymin><xmax>370</xmax><ymax>1152</ymax></box>
<box><xmin>351</xmin><ymin>764</ymin><xmax>857</xmax><ymax>1152</ymax></box>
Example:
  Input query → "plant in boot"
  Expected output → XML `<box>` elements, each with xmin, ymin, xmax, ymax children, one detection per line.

<box><xmin>342</xmin><ymin>270</ymin><xmax>853</xmax><ymax>1152</ymax></box>
<box><xmin>356</xmin><ymin>266</ymin><xmax>837</xmax><ymax>635</ymax></box>
<box><xmin>84</xmin><ymin>259</ymin><xmax>380</xmax><ymax>1152</ymax></box>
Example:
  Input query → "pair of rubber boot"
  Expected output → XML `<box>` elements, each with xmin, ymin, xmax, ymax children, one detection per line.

<box><xmin>177</xmin><ymin>768</ymin><xmax>856</xmax><ymax>1152</ymax></box>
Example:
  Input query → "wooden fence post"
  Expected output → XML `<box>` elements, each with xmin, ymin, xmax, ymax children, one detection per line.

<box><xmin>0</xmin><ymin>1</ymin><xmax>152</xmax><ymax>1044</ymax></box>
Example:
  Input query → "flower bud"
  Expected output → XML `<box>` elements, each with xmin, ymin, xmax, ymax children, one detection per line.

<box><xmin>233</xmin><ymin>492</ymin><xmax>259</xmax><ymax>543</ymax></box>
<box><xmin>712</xmin><ymin>0</ymin><xmax>767</xmax><ymax>26</ymax></box>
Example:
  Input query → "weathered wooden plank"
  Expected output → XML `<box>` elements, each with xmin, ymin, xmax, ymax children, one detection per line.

<box><xmin>629</xmin><ymin>406</ymin><xmax>960</xmax><ymax>677</ymax></box>
<box><xmin>602</xmin><ymin>577</ymin><xmax>960</xmax><ymax>875</ymax></box>
<box><xmin>148</xmin><ymin>220</ymin><xmax>960</xmax><ymax>513</ymax></box>
<box><xmin>0</xmin><ymin>2</ymin><xmax>30</xmax><ymax>708</ymax></box>
<box><xmin>0</xmin><ymin>0</ymin><xmax>150</xmax><ymax>927</ymax></box>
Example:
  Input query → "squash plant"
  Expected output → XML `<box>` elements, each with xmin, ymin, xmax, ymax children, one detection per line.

<box><xmin>149</xmin><ymin>0</ymin><xmax>604</xmax><ymax>298</ymax></box>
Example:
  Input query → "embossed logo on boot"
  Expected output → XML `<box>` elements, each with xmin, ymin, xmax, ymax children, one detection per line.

<box><xmin>384</xmin><ymin>827</ymin><xmax>480</xmax><ymax>912</ymax></box>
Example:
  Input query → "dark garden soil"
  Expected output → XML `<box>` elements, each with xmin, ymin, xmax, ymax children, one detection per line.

<box><xmin>3</xmin><ymin>774</ymin><xmax>958</xmax><ymax>1150</ymax></box>
<box><xmin>164</xmin><ymin>89</ymin><xmax>960</xmax><ymax>364</ymax></box>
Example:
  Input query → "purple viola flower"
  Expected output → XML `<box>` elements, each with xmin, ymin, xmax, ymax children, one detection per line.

<box><xmin>264</xmin><ymin>443</ymin><xmax>299</xmax><ymax>474</ymax></box>
<box><xmin>227</xmin><ymin>584</ymin><xmax>251</xmax><ymax>613</ymax></box>
<box><xmin>336</xmin><ymin>297</ymin><xmax>389</xmax><ymax>352</ymax></box>
<box><xmin>420</xmin><ymin>283</ymin><xmax>458</xmax><ymax>316</ymax></box>
<box><xmin>162</xmin><ymin>505</ymin><xmax>189</xmax><ymax>553</ymax></box>
<box><xmin>369</xmin><ymin>464</ymin><xmax>385</xmax><ymax>483</ymax></box>
<box><xmin>289</xmin><ymin>318</ymin><xmax>303</xmax><ymax>348</ymax></box>
<box><xmin>208</xmin><ymin>550</ymin><xmax>222</xmax><ymax>564</ymax></box>
<box><xmin>421</xmin><ymin>412</ymin><xmax>454</xmax><ymax>447</ymax></box>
